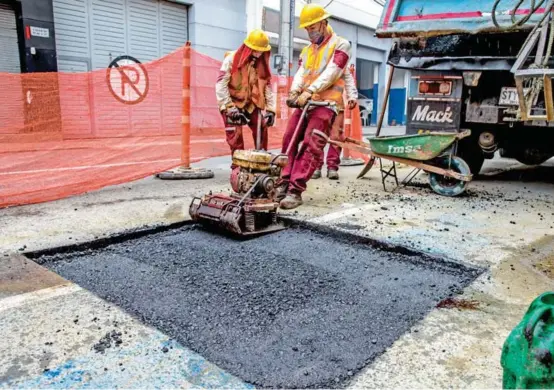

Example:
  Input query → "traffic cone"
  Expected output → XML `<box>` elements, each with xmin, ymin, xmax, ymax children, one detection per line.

<box><xmin>341</xmin><ymin>64</ymin><xmax>367</xmax><ymax>166</ymax></box>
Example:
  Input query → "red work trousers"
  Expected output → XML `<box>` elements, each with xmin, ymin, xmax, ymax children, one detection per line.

<box><xmin>317</xmin><ymin>111</ymin><xmax>344</xmax><ymax>171</ymax></box>
<box><xmin>222</xmin><ymin>108</ymin><xmax>268</xmax><ymax>156</ymax></box>
<box><xmin>277</xmin><ymin>106</ymin><xmax>336</xmax><ymax>194</ymax></box>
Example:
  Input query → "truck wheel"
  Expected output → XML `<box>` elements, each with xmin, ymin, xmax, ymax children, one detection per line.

<box><xmin>457</xmin><ymin>138</ymin><xmax>485</xmax><ymax>175</ymax></box>
<box><xmin>513</xmin><ymin>148</ymin><xmax>551</xmax><ymax>166</ymax></box>
<box><xmin>429</xmin><ymin>156</ymin><xmax>471</xmax><ymax>197</ymax></box>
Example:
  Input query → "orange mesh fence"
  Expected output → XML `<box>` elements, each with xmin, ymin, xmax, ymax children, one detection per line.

<box><xmin>0</xmin><ymin>45</ymin><xmax>365</xmax><ymax>208</ymax></box>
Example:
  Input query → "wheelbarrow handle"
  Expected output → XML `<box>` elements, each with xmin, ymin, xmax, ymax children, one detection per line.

<box><xmin>456</xmin><ymin>129</ymin><xmax>472</xmax><ymax>139</ymax></box>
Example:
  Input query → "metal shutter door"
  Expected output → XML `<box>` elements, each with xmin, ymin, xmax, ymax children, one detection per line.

<box><xmin>53</xmin><ymin>0</ymin><xmax>93</xmax><ymax>136</ymax></box>
<box><xmin>128</xmin><ymin>0</ymin><xmax>159</xmax><ymax>61</ymax></box>
<box><xmin>53</xmin><ymin>0</ymin><xmax>90</xmax><ymax>72</ymax></box>
<box><xmin>160</xmin><ymin>1</ymin><xmax>188</xmax><ymax>55</ymax></box>
<box><xmin>52</xmin><ymin>0</ymin><xmax>188</xmax><ymax>136</ymax></box>
<box><xmin>90</xmin><ymin>0</ymin><xmax>127</xmax><ymax>70</ymax></box>
<box><xmin>53</xmin><ymin>0</ymin><xmax>188</xmax><ymax>70</ymax></box>
<box><xmin>159</xmin><ymin>1</ymin><xmax>187</xmax><ymax>135</ymax></box>
<box><xmin>0</xmin><ymin>4</ymin><xmax>23</xmax><ymax>133</ymax></box>
<box><xmin>0</xmin><ymin>4</ymin><xmax>21</xmax><ymax>73</ymax></box>
<box><xmin>89</xmin><ymin>0</ymin><xmax>129</xmax><ymax>136</ymax></box>
<box><xmin>127</xmin><ymin>0</ymin><xmax>162</xmax><ymax>135</ymax></box>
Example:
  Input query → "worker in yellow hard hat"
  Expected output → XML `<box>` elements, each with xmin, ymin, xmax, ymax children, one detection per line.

<box><xmin>276</xmin><ymin>4</ymin><xmax>352</xmax><ymax>209</ymax></box>
<box><xmin>215</xmin><ymin>29</ymin><xmax>276</xmax><ymax>162</ymax></box>
<box><xmin>313</xmin><ymin>24</ymin><xmax>358</xmax><ymax>181</ymax></box>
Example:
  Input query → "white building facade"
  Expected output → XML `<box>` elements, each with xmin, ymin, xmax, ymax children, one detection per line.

<box><xmin>0</xmin><ymin>0</ymin><xmax>408</xmax><ymax>125</ymax></box>
<box><xmin>247</xmin><ymin>0</ymin><xmax>409</xmax><ymax>125</ymax></box>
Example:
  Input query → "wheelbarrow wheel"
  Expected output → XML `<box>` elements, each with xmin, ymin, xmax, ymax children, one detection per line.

<box><xmin>428</xmin><ymin>156</ymin><xmax>470</xmax><ymax>197</ymax></box>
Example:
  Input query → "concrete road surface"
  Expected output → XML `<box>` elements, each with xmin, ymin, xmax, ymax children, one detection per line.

<box><xmin>1</xmin><ymin>152</ymin><xmax>553</xmax><ymax>388</ymax></box>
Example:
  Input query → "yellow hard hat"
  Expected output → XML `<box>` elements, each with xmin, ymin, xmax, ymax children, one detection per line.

<box><xmin>244</xmin><ymin>29</ymin><xmax>271</xmax><ymax>52</ymax></box>
<box><xmin>299</xmin><ymin>4</ymin><xmax>331</xmax><ymax>29</ymax></box>
<box><xmin>327</xmin><ymin>24</ymin><xmax>334</xmax><ymax>34</ymax></box>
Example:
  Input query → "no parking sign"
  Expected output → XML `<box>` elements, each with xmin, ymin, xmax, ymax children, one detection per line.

<box><xmin>106</xmin><ymin>55</ymin><xmax>149</xmax><ymax>105</ymax></box>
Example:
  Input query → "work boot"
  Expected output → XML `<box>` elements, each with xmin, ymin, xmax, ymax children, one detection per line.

<box><xmin>311</xmin><ymin>169</ymin><xmax>322</xmax><ymax>179</ymax></box>
<box><xmin>327</xmin><ymin>170</ymin><xmax>339</xmax><ymax>180</ymax></box>
<box><xmin>280</xmin><ymin>193</ymin><xmax>303</xmax><ymax>210</ymax></box>
<box><xmin>274</xmin><ymin>184</ymin><xmax>288</xmax><ymax>202</ymax></box>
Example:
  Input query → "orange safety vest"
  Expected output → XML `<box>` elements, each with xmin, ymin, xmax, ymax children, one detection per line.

<box><xmin>299</xmin><ymin>34</ymin><xmax>346</xmax><ymax>107</ymax></box>
<box><xmin>224</xmin><ymin>51</ymin><xmax>268</xmax><ymax>111</ymax></box>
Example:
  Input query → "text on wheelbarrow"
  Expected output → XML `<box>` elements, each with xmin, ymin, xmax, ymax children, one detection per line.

<box><xmin>387</xmin><ymin>144</ymin><xmax>423</xmax><ymax>154</ymax></box>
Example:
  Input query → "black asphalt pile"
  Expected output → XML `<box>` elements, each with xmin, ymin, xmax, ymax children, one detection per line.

<box><xmin>93</xmin><ymin>330</ymin><xmax>123</xmax><ymax>354</ymax></box>
<box><xmin>39</xmin><ymin>225</ymin><xmax>480</xmax><ymax>388</ymax></box>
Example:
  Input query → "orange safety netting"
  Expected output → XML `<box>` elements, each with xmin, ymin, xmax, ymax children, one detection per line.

<box><xmin>0</xmin><ymin>45</ymin><xmax>365</xmax><ymax>208</ymax></box>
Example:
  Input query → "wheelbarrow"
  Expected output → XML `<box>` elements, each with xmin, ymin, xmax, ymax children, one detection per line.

<box><xmin>322</xmin><ymin>130</ymin><xmax>473</xmax><ymax>196</ymax></box>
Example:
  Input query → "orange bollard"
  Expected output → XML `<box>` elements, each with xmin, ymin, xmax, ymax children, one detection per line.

<box><xmin>349</xmin><ymin>103</ymin><xmax>369</xmax><ymax>163</ymax></box>
<box><xmin>157</xmin><ymin>42</ymin><xmax>214</xmax><ymax>180</ymax></box>
<box><xmin>182</xmin><ymin>42</ymin><xmax>191</xmax><ymax>167</ymax></box>
<box><xmin>340</xmin><ymin>64</ymin><xmax>366</xmax><ymax>166</ymax></box>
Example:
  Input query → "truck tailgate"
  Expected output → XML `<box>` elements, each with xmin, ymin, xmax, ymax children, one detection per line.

<box><xmin>377</xmin><ymin>0</ymin><xmax>547</xmax><ymax>38</ymax></box>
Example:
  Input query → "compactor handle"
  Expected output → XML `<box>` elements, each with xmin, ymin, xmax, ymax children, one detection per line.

<box><xmin>307</xmin><ymin>101</ymin><xmax>334</xmax><ymax>107</ymax></box>
<box><xmin>287</xmin><ymin>100</ymin><xmax>335</xmax><ymax>109</ymax></box>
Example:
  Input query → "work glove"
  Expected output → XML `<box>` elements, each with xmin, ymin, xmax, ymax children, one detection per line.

<box><xmin>347</xmin><ymin>99</ymin><xmax>357</xmax><ymax>110</ymax></box>
<box><xmin>296</xmin><ymin>90</ymin><xmax>313</xmax><ymax>107</ymax></box>
<box><xmin>286</xmin><ymin>91</ymin><xmax>300</xmax><ymax>107</ymax></box>
<box><xmin>265</xmin><ymin>111</ymin><xmax>276</xmax><ymax>127</ymax></box>
<box><xmin>226</xmin><ymin>106</ymin><xmax>241</xmax><ymax>121</ymax></box>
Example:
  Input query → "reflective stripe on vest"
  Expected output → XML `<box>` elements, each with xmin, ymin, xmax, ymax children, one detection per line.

<box><xmin>225</xmin><ymin>50</ymin><xmax>267</xmax><ymax>110</ymax></box>
<box><xmin>299</xmin><ymin>34</ymin><xmax>345</xmax><ymax>106</ymax></box>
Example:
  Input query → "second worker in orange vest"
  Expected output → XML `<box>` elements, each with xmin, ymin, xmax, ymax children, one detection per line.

<box><xmin>276</xmin><ymin>4</ymin><xmax>352</xmax><ymax>209</ymax></box>
<box><xmin>215</xmin><ymin>30</ymin><xmax>276</xmax><ymax>159</ymax></box>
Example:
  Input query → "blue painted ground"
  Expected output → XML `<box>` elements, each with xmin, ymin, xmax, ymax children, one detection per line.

<box><xmin>3</xmin><ymin>334</ymin><xmax>251</xmax><ymax>389</ymax></box>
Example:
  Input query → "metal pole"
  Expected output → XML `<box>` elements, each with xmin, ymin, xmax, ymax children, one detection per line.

<box><xmin>356</xmin><ymin>65</ymin><xmax>396</xmax><ymax>179</ymax></box>
<box><xmin>278</xmin><ymin>0</ymin><xmax>292</xmax><ymax>76</ymax></box>
<box><xmin>375</xmin><ymin>65</ymin><xmax>395</xmax><ymax>135</ymax></box>
<box><xmin>289</xmin><ymin>0</ymin><xmax>295</xmax><ymax>77</ymax></box>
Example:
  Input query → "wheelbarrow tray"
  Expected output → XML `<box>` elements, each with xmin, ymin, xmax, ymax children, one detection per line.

<box><xmin>326</xmin><ymin>132</ymin><xmax>472</xmax><ymax>183</ymax></box>
<box><xmin>368</xmin><ymin>131</ymin><xmax>470</xmax><ymax>161</ymax></box>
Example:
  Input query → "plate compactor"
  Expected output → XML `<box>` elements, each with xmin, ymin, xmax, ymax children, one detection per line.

<box><xmin>189</xmin><ymin>111</ymin><xmax>288</xmax><ymax>236</ymax></box>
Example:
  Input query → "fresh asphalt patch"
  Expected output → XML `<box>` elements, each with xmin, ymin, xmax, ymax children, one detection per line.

<box><xmin>38</xmin><ymin>225</ymin><xmax>481</xmax><ymax>388</ymax></box>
